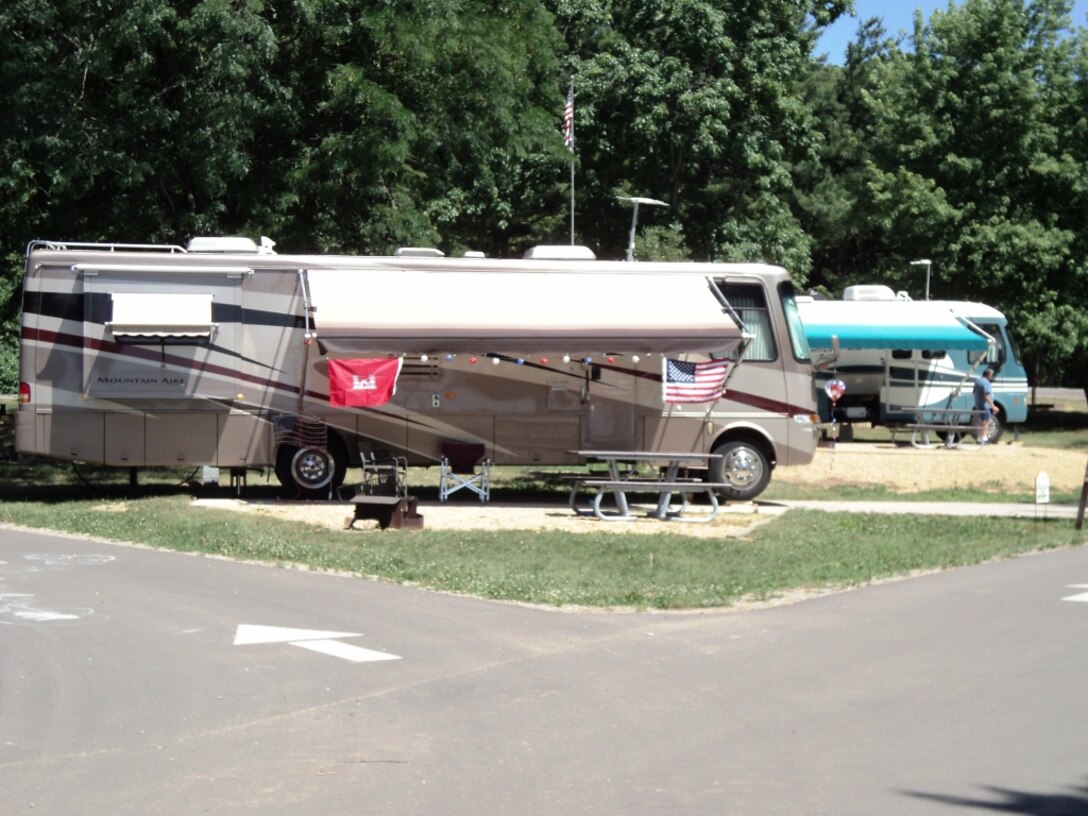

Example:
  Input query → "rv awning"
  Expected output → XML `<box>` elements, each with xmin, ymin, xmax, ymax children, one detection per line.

<box><xmin>305</xmin><ymin>269</ymin><xmax>746</xmax><ymax>355</ymax></box>
<box><xmin>107</xmin><ymin>291</ymin><xmax>216</xmax><ymax>338</ymax></box>
<box><xmin>799</xmin><ymin>300</ymin><xmax>991</xmax><ymax>351</ymax></box>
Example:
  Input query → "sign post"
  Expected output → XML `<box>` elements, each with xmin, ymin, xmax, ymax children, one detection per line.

<box><xmin>1076</xmin><ymin>460</ymin><xmax>1088</xmax><ymax>531</ymax></box>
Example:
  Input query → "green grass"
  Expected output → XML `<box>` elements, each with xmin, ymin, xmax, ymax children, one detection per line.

<box><xmin>0</xmin><ymin>403</ymin><xmax>1085</xmax><ymax>610</ymax></box>
<box><xmin>0</xmin><ymin>493</ymin><xmax>1081</xmax><ymax>610</ymax></box>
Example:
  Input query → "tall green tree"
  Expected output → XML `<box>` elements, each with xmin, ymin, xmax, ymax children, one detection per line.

<box><xmin>265</xmin><ymin>0</ymin><xmax>564</xmax><ymax>255</ymax></box>
<box><xmin>883</xmin><ymin>0</ymin><xmax>1087</xmax><ymax>386</ymax></box>
<box><xmin>796</xmin><ymin>0</ymin><xmax>1088</xmax><ymax>388</ymax></box>
<box><xmin>0</xmin><ymin>0</ymin><xmax>283</xmax><ymax>247</ymax></box>
<box><xmin>795</xmin><ymin>18</ymin><xmax>906</xmax><ymax>289</ymax></box>
<box><xmin>547</xmin><ymin>0</ymin><xmax>852</xmax><ymax>271</ymax></box>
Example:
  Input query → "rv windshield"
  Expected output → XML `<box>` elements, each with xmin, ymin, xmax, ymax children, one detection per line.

<box><xmin>969</xmin><ymin>321</ymin><xmax>1017</xmax><ymax>367</ymax></box>
<box><xmin>779</xmin><ymin>283</ymin><xmax>811</xmax><ymax>361</ymax></box>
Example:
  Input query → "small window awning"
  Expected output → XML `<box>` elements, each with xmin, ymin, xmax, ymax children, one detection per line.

<box><xmin>107</xmin><ymin>292</ymin><xmax>216</xmax><ymax>338</ymax></box>
<box><xmin>799</xmin><ymin>300</ymin><xmax>991</xmax><ymax>351</ymax></box>
<box><xmin>305</xmin><ymin>269</ymin><xmax>747</xmax><ymax>356</ymax></box>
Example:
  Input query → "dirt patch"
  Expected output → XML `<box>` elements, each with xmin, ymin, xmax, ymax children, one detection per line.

<box><xmin>192</xmin><ymin>496</ymin><xmax>773</xmax><ymax>538</ymax></box>
<box><xmin>191</xmin><ymin>440</ymin><xmax>1087</xmax><ymax>535</ymax></box>
<box><xmin>777</xmin><ymin>441</ymin><xmax>1087</xmax><ymax>494</ymax></box>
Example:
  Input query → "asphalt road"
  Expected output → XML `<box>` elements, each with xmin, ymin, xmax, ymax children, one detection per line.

<box><xmin>2</xmin><ymin>526</ymin><xmax>1087</xmax><ymax>815</ymax></box>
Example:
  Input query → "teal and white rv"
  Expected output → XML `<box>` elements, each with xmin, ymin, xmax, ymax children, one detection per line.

<box><xmin>799</xmin><ymin>285</ymin><xmax>1028</xmax><ymax>442</ymax></box>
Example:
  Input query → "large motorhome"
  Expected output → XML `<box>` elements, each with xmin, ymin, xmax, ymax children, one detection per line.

<box><xmin>17</xmin><ymin>238</ymin><xmax>821</xmax><ymax>500</ymax></box>
<box><xmin>799</xmin><ymin>285</ymin><xmax>1029</xmax><ymax>441</ymax></box>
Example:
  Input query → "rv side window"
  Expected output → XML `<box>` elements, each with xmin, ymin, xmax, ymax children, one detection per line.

<box><xmin>716</xmin><ymin>281</ymin><xmax>777</xmax><ymax>362</ymax></box>
<box><xmin>921</xmin><ymin>350</ymin><xmax>946</xmax><ymax>360</ymax></box>
<box><xmin>891</xmin><ymin>349</ymin><xmax>912</xmax><ymax>360</ymax></box>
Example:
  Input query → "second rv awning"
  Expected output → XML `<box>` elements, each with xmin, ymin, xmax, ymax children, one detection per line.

<box><xmin>306</xmin><ymin>268</ymin><xmax>747</xmax><ymax>355</ymax></box>
<box><xmin>798</xmin><ymin>299</ymin><xmax>991</xmax><ymax>351</ymax></box>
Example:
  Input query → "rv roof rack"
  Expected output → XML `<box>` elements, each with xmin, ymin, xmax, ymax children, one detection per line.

<box><xmin>27</xmin><ymin>240</ymin><xmax>188</xmax><ymax>255</ymax></box>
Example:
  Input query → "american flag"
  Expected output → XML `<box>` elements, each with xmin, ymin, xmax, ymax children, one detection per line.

<box><xmin>662</xmin><ymin>358</ymin><xmax>730</xmax><ymax>404</ymax></box>
<box><xmin>562</xmin><ymin>83</ymin><xmax>574</xmax><ymax>152</ymax></box>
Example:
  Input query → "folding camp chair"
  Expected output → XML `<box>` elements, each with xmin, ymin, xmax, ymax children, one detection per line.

<box><xmin>339</xmin><ymin>452</ymin><xmax>407</xmax><ymax>500</ymax></box>
<box><xmin>360</xmin><ymin>452</ymin><xmax>408</xmax><ymax>498</ymax></box>
<box><xmin>344</xmin><ymin>452</ymin><xmax>423</xmax><ymax>530</ymax></box>
<box><xmin>438</xmin><ymin>442</ymin><xmax>491</xmax><ymax>503</ymax></box>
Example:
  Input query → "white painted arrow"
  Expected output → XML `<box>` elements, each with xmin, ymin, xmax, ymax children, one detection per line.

<box><xmin>1062</xmin><ymin>585</ymin><xmax>1088</xmax><ymax>603</ymax></box>
<box><xmin>234</xmin><ymin>624</ymin><xmax>401</xmax><ymax>663</ymax></box>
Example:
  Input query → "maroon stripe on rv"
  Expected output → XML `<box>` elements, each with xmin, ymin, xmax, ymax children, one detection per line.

<box><xmin>24</xmin><ymin>327</ymin><xmax>435</xmax><ymax>420</ymax></box>
<box><xmin>22</xmin><ymin>327</ymin><xmax>302</xmax><ymax>396</ymax></box>
<box><xmin>594</xmin><ymin>361</ymin><xmax>811</xmax><ymax>416</ymax></box>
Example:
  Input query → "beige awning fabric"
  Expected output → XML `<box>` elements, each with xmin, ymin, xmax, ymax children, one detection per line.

<box><xmin>107</xmin><ymin>292</ymin><xmax>215</xmax><ymax>338</ymax></box>
<box><xmin>306</xmin><ymin>269</ymin><xmax>745</xmax><ymax>355</ymax></box>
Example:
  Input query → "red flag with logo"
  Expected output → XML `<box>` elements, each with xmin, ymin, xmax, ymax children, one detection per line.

<box><xmin>328</xmin><ymin>358</ymin><xmax>403</xmax><ymax>407</ymax></box>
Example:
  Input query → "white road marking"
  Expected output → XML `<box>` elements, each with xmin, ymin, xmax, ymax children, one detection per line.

<box><xmin>1062</xmin><ymin>584</ymin><xmax>1088</xmax><ymax>603</ymax></box>
<box><xmin>233</xmin><ymin>624</ymin><xmax>363</xmax><ymax>645</ymax></box>
<box><xmin>291</xmin><ymin>639</ymin><xmax>401</xmax><ymax>662</ymax></box>
<box><xmin>233</xmin><ymin>624</ymin><xmax>401</xmax><ymax>663</ymax></box>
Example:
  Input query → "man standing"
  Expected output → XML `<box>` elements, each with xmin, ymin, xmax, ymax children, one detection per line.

<box><xmin>973</xmin><ymin>368</ymin><xmax>997</xmax><ymax>444</ymax></box>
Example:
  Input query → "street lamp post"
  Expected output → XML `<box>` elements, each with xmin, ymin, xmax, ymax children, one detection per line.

<box><xmin>619</xmin><ymin>196</ymin><xmax>668</xmax><ymax>262</ymax></box>
<box><xmin>910</xmin><ymin>258</ymin><xmax>933</xmax><ymax>300</ymax></box>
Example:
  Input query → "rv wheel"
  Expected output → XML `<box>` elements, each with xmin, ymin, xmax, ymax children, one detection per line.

<box><xmin>291</xmin><ymin>446</ymin><xmax>335</xmax><ymax>492</ymax></box>
<box><xmin>710</xmin><ymin>439</ymin><xmax>771</xmax><ymax>502</ymax></box>
<box><xmin>276</xmin><ymin>436</ymin><xmax>348</xmax><ymax>498</ymax></box>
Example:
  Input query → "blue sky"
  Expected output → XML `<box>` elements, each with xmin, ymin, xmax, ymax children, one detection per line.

<box><xmin>816</xmin><ymin>0</ymin><xmax>1088</xmax><ymax>64</ymax></box>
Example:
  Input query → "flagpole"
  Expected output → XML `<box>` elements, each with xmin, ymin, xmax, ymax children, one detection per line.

<box><xmin>569</xmin><ymin>154</ymin><xmax>575</xmax><ymax>245</ymax></box>
<box><xmin>564</xmin><ymin>76</ymin><xmax>575</xmax><ymax>245</ymax></box>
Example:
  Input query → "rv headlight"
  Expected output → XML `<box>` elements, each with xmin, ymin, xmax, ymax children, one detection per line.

<box><xmin>792</xmin><ymin>413</ymin><xmax>820</xmax><ymax>425</ymax></box>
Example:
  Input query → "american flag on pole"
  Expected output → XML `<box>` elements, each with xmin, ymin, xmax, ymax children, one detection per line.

<box><xmin>662</xmin><ymin>358</ymin><xmax>730</xmax><ymax>404</ymax></box>
<box><xmin>562</xmin><ymin>82</ymin><xmax>574</xmax><ymax>152</ymax></box>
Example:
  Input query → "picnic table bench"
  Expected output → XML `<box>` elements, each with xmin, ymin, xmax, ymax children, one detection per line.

<box><xmin>891</xmin><ymin>407</ymin><xmax>982</xmax><ymax>449</ymax></box>
<box><xmin>568</xmin><ymin>450</ymin><xmax>727</xmax><ymax>522</ymax></box>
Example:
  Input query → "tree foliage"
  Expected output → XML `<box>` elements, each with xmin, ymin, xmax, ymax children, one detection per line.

<box><xmin>797</xmin><ymin>0</ymin><xmax>1088</xmax><ymax>387</ymax></box>
<box><xmin>2</xmin><ymin>0</ymin><xmax>1087</xmax><ymax>392</ymax></box>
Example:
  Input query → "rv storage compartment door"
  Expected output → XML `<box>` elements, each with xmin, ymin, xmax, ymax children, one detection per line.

<box><xmin>217</xmin><ymin>411</ymin><xmax>272</xmax><ymax>467</ymax></box>
<box><xmin>104</xmin><ymin>412</ymin><xmax>145</xmax><ymax>465</ymax></box>
<box><xmin>145</xmin><ymin>412</ymin><xmax>218</xmax><ymax>465</ymax></box>
<box><xmin>36</xmin><ymin>411</ymin><xmax>105</xmax><ymax>463</ymax></box>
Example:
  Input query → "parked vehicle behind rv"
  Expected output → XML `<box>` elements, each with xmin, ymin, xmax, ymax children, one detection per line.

<box><xmin>799</xmin><ymin>285</ymin><xmax>1028</xmax><ymax>442</ymax></box>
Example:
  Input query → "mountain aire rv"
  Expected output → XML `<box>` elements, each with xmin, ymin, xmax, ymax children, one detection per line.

<box><xmin>17</xmin><ymin>238</ymin><xmax>821</xmax><ymax>500</ymax></box>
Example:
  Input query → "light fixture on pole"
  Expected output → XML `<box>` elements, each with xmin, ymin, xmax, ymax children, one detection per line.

<box><xmin>619</xmin><ymin>196</ymin><xmax>668</xmax><ymax>262</ymax></box>
<box><xmin>910</xmin><ymin>258</ymin><xmax>932</xmax><ymax>300</ymax></box>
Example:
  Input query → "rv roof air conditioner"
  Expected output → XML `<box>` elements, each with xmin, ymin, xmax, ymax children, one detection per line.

<box><xmin>523</xmin><ymin>245</ymin><xmax>597</xmax><ymax>260</ymax></box>
<box><xmin>186</xmin><ymin>236</ymin><xmax>277</xmax><ymax>255</ymax></box>
<box><xmin>843</xmin><ymin>284</ymin><xmax>911</xmax><ymax>301</ymax></box>
<box><xmin>394</xmin><ymin>247</ymin><xmax>445</xmax><ymax>257</ymax></box>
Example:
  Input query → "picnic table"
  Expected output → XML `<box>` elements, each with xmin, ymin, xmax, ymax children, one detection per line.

<box><xmin>568</xmin><ymin>450</ymin><xmax>728</xmax><ymax>523</ymax></box>
<box><xmin>891</xmin><ymin>406</ymin><xmax>983</xmax><ymax>449</ymax></box>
